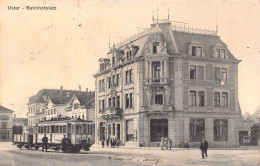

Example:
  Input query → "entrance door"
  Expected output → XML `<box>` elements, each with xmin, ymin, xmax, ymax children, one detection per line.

<box><xmin>117</xmin><ymin>124</ymin><xmax>120</xmax><ymax>139</ymax></box>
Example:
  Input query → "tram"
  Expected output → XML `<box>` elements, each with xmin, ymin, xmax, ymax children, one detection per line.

<box><xmin>14</xmin><ymin>118</ymin><xmax>93</xmax><ymax>153</ymax></box>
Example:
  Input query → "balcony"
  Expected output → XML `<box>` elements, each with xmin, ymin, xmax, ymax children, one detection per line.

<box><xmin>145</xmin><ymin>78</ymin><xmax>169</xmax><ymax>85</ymax></box>
<box><xmin>101</xmin><ymin>107</ymin><xmax>122</xmax><ymax>120</ymax></box>
<box><xmin>142</xmin><ymin>104</ymin><xmax>174</xmax><ymax>112</ymax></box>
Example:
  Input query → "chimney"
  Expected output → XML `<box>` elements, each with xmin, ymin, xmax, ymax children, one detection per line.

<box><xmin>86</xmin><ymin>88</ymin><xmax>88</xmax><ymax>92</ymax></box>
<box><xmin>67</xmin><ymin>92</ymin><xmax>70</xmax><ymax>97</ymax></box>
<box><xmin>60</xmin><ymin>86</ymin><xmax>63</xmax><ymax>96</ymax></box>
<box><xmin>79</xmin><ymin>85</ymin><xmax>81</xmax><ymax>91</ymax></box>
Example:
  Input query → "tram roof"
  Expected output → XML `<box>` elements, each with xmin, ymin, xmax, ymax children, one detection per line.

<box><xmin>38</xmin><ymin>118</ymin><xmax>92</xmax><ymax>124</ymax></box>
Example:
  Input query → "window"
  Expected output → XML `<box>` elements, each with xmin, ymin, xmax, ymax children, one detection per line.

<box><xmin>214</xmin><ymin>67</ymin><xmax>227</xmax><ymax>82</ymax></box>
<box><xmin>54</xmin><ymin>108</ymin><xmax>56</xmax><ymax>114</ymax></box>
<box><xmin>55</xmin><ymin>126</ymin><xmax>59</xmax><ymax>133</ymax></box>
<box><xmin>126</xmin><ymin>120</ymin><xmax>135</xmax><ymax>141</ymax></box>
<box><xmin>63</xmin><ymin>125</ymin><xmax>66</xmax><ymax>133</ymax></box>
<box><xmin>127</xmin><ymin>50</ymin><xmax>132</xmax><ymax>60</ymax></box>
<box><xmin>197</xmin><ymin>46</ymin><xmax>202</xmax><ymax>56</ymax></box>
<box><xmin>221</xmin><ymin>68</ymin><xmax>227</xmax><ymax>82</ymax></box>
<box><xmin>214</xmin><ymin>119</ymin><xmax>228</xmax><ymax>141</ymax></box>
<box><xmin>153</xmin><ymin>42</ymin><xmax>159</xmax><ymax>53</ymax></box>
<box><xmin>116</xmin><ymin>74</ymin><xmax>120</xmax><ymax>86</ymax></box>
<box><xmin>190</xmin><ymin>66</ymin><xmax>196</xmax><ymax>79</ymax></box>
<box><xmin>189</xmin><ymin>91</ymin><xmax>196</xmax><ymax>106</ymax></box>
<box><xmin>2</xmin><ymin>122</ymin><xmax>7</xmax><ymax>129</ymax></box>
<box><xmin>155</xmin><ymin>91</ymin><xmax>163</xmax><ymax>105</ymax></box>
<box><xmin>198</xmin><ymin>91</ymin><xmax>205</xmax><ymax>106</ymax></box>
<box><xmin>112</xmin><ymin>97</ymin><xmax>116</xmax><ymax>107</ymax></box>
<box><xmin>83</xmin><ymin>124</ymin><xmax>86</xmax><ymax>134</ymax></box>
<box><xmin>108</xmin><ymin>77</ymin><xmax>111</xmax><ymax>88</ymax></box>
<box><xmin>0</xmin><ymin>115</ymin><xmax>9</xmax><ymax>120</ymax></box>
<box><xmin>222</xmin><ymin>92</ymin><xmax>228</xmax><ymax>107</ymax></box>
<box><xmin>189</xmin><ymin>119</ymin><xmax>205</xmax><ymax>142</ymax></box>
<box><xmin>108</xmin><ymin>98</ymin><xmax>112</xmax><ymax>107</ymax></box>
<box><xmin>125</xmin><ymin>93</ymin><xmax>133</xmax><ymax>108</ymax></box>
<box><xmin>190</xmin><ymin>65</ymin><xmax>204</xmax><ymax>80</ymax></box>
<box><xmin>216</xmin><ymin>49</ymin><xmax>220</xmax><ymax>58</ymax></box>
<box><xmin>150</xmin><ymin>119</ymin><xmax>168</xmax><ymax>142</ymax></box>
<box><xmin>153</xmin><ymin>62</ymin><xmax>161</xmax><ymax>82</ymax></box>
<box><xmin>214</xmin><ymin>92</ymin><xmax>220</xmax><ymax>107</ymax></box>
<box><xmin>113</xmin><ymin>123</ymin><xmax>115</xmax><ymax>135</ymax></box>
<box><xmin>125</xmin><ymin>94</ymin><xmax>129</xmax><ymax>108</ymax></box>
<box><xmin>117</xmin><ymin>96</ymin><xmax>120</xmax><ymax>108</ymax></box>
<box><xmin>220</xmin><ymin>49</ymin><xmax>225</xmax><ymax>59</ymax></box>
<box><xmin>125</xmin><ymin>69</ymin><xmax>133</xmax><ymax>84</ymax></box>
<box><xmin>76</xmin><ymin>125</ymin><xmax>81</xmax><ymax>134</ymax></box>
<box><xmin>99</xmin><ymin>79</ymin><xmax>105</xmax><ymax>91</ymax></box>
<box><xmin>60</xmin><ymin>126</ymin><xmax>63</xmax><ymax>133</ymax></box>
<box><xmin>192</xmin><ymin>46</ymin><xmax>196</xmax><ymax>56</ymax></box>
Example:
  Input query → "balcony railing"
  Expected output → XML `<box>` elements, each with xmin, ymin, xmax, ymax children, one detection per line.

<box><xmin>142</xmin><ymin>104</ymin><xmax>174</xmax><ymax>112</ymax></box>
<box><xmin>145</xmin><ymin>77</ymin><xmax>169</xmax><ymax>84</ymax></box>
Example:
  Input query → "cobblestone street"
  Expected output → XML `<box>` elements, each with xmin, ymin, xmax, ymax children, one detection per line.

<box><xmin>1</xmin><ymin>142</ymin><xmax>260</xmax><ymax>166</ymax></box>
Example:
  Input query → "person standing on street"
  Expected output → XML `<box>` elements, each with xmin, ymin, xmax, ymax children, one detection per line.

<box><xmin>168</xmin><ymin>138</ymin><xmax>173</xmax><ymax>150</ymax></box>
<box><xmin>61</xmin><ymin>135</ymin><xmax>67</xmax><ymax>153</ymax></box>
<box><xmin>42</xmin><ymin>134</ymin><xmax>48</xmax><ymax>152</ymax></box>
<box><xmin>160</xmin><ymin>137</ymin><xmax>165</xmax><ymax>150</ymax></box>
<box><xmin>106</xmin><ymin>138</ymin><xmax>109</xmax><ymax>147</ymax></box>
<box><xmin>185</xmin><ymin>139</ymin><xmax>189</xmax><ymax>149</ymax></box>
<box><xmin>101</xmin><ymin>138</ymin><xmax>105</xmax><ymax>148</ymax></box>
<box><xmin>200</xmin><ymin>139</ymin><xmax>208</xmax><ymax>159</ymax></box>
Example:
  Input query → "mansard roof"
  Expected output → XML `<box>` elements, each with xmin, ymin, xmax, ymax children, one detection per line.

<box><xmin>0</xmin><ymin>106</ymin><xmax>14</xmax><ymax>113</ymax></box>
<box><xmin>172</xmin><ymin>31</ymin><xmax>237</xmax><ymax>60</ymax></box>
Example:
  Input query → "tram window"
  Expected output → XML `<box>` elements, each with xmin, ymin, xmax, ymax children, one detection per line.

<box><xmin>83</xmin><ymin>124</ymin><xmax>86</xmax><ymax>134</ymax></box>
<box><xmin>47</xmin><ymin>126</ymin><xmax>49</xmax><ymax>133</ymax></box>
<box><xmin>76</xmin><ymin>125</ymin><xmax>81</xmax><ymax>134</ymax></box>
<box><xmin>44</xmin><ymin>126</ymin><xmax>47</xmax><ymax>133</ymax></box>
<box><xmin>38</xmin><ymin>127</ymin><xmax>41</xmax><ymax>133</ymax></box>
<box><xmin>55</xmin><ymin>126</ymin><xmax>59</xmax><ymax>133</ymax></box>
<box><xmin>63</xmin><ymin>125</ymin><xmax>66</xmax><ymax>133</ymax></box>
<box><xmin>51</xmin><ymin>126</ymin><xmax>55</xmax><ymax>133</ymax></box>
<box><xmin>60</xmin><ymin>126</ymin><xmax>63</xmax><ymax>133</ymax></box>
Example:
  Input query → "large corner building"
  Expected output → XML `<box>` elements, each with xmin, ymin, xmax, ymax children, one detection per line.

<box><xmin>93</xmin><ymin>19</ymin><xmax>242</xmax><ymax>148</ymax></box>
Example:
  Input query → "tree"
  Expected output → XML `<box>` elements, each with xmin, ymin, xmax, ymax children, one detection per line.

<box><xmin>250</xmin><ymin>124</ymin><xmax>259</xmax><ymax>146</ymax></box>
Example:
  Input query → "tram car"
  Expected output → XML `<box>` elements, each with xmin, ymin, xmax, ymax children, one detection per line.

<box><xmin>14</xmin><ymin>118</ymin><xmax>93</xmax><ymax>153</ymax></box>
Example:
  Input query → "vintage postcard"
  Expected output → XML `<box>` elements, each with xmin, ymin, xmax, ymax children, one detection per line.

<box><xmin>0</xmin><ymin>0</ymin><xmax>260</xmax><ymax>165</ymax></box>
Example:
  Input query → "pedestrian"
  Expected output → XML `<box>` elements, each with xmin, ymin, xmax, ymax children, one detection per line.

<box><xmin>184</xmin><ymin>139</ymin><xmax>189</xmax><ymax>149</ymax></box>
<box><xmin>116</xmin><ymin>139</ymin><xmax>120</xmax><ymax>148</ymax></box>
<box><xmin>106</xmin><ymin>138</ymin><xmax>109</xmax><ymax>147</ymax></box>
<box><xmin>101</xmin><ymin>138</ymin><xmax>105</xmax><ymax>148</ymax></box>
<box><xmin>200</xmin><ymin>139</ymin><xmax>208</xmax><ymax>159</ymax></box>
<box><xmin>61</xmin><ymin>135</ymin><xmax>67</xmax><ymax>153</ymax></box>
<box><xmin>160</xmin><ymin>137</ymin><xmax>165</xmax><ymax>150</ymax></box>
<box><xmin>42</xmin><ymin>134</ymin><xmax>48</xmax><ymax>152</ymax></box>
<box><xmin>110</xmin><ymin>138</ymin><xmax>113</xmax><ymax>148</ymax></box>
<box><xmin>165</xmin><ymin>138</ymin><xmax>169</xmax><ymax>150</ymax></box>
<box><xmin>168</xmin><ymin>138</ymin><xmax>173</xmax><ymax>150</ymax></box>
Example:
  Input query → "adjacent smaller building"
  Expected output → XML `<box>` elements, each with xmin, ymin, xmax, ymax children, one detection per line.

<box><xmin>0</xmin><ymin>106</ymin><xmax>14</xmax><ymax>141</ymax></box>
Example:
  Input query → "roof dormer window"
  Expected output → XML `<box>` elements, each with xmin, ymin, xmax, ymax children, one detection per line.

<box><xmin>153</xmin><ymin>42</ymin><xmax>159</xmax><ymax>54</ymax></box>
<box><xmin>192</xmin><ymin>46</ymin><xmax>202</xmax><ymax>56</ymax></box>
<box><xmin>215</xmin><ymin>48</ymin><xmax>226</xmax><ymax>59</ymax></box>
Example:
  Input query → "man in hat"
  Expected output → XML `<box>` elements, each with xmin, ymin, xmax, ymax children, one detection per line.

<box><xmin>200</xmin><ymin>139</ymin><xmax>208</xmax><ymax>159</ymax></box>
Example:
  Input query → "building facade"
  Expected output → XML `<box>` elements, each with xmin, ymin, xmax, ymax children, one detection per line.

<box><xmin>0</xmin><ymin>106</ymin><xmax>14</xmax><ymax>141</ymax></box>
<box><xmin>94</xmin><ymin>19</ymin><xmax>242</xmax><ymax>147</ymax></box>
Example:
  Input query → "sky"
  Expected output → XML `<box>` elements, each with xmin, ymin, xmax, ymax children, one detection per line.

<box><xmin>0</xmin><ymin>0</ymin><xmax>259</xmax><ymax>117</ymax></box>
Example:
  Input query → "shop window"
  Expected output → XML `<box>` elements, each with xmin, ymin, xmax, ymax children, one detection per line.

<box><xmin>214</xmin><ymin>119</ymin><xmax>228</xmax><ymax>141</ymax></box>
<box><xmin>150</xmin><ymin>119</ymin><xmax>168</xmax><ymax>142</ymax></box>
<box><xmin>126</xmin><ymin>120</ymin><xmax>135</xmax><ymax>141</ymax></box>
<box><xmin>189</xmin><ymin>119</ymin><xmax>205</xmax><ymax>142</ymax></box>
